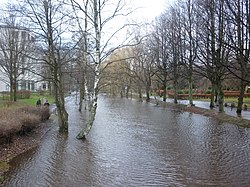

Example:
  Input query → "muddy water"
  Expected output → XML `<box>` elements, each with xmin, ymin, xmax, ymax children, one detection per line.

<box><xmin>4</xmin><ymin>95</ymin><xmax>250</xmax><ymax>186</ymax></box>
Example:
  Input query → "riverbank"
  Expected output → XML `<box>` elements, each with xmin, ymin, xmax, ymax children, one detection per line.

<box><xmin>0</xmin><ymin>106</ymin><xmax>51</xmax><ymax>184</ymax></box>
<box><xmin>151</xmin><ymin>98</ymin><xmax>250</xmax><ymax>128</ymax></box>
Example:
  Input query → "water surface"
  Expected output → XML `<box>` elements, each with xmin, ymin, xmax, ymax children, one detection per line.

<box><xmin>4</xmin><ymin>96</ymin><xmax>250</xmax><ymax>186</ymax></box>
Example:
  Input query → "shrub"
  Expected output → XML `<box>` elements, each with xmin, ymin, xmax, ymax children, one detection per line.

<box><xmin>0</xmin><ymin>106</ymin><xmax>50</xmax><ymax>143</ymax></box>
<box><xmin>17</xmin><ymin>90</ymin><xmax>31</xmax><ymax>99</ymax></box>
<box><xmin>177</xmin><ymin>90</ymin><xmax>184</xmax><ymax>94</ymax></box>
<box><xmin>205</xmin><ymin>89</ymin><xmax>212</xmax><ymax>94</ymax></box>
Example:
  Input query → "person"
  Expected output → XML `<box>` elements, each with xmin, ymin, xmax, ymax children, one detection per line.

<box><xmin>36</xmin><ymin>98</ymin><xmax>41</xmax><ymax>108</ymax></box>
<box><xmin>44</xmin><ymin>99</ymin><xmax>50</xmax><ymax>107</ymax></box>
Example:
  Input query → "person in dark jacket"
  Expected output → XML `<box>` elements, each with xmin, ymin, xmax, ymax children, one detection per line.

<box><xmin>36</xmin><ymin>98</ymin><xmax>41</xmax><ymax>108</ymax></box>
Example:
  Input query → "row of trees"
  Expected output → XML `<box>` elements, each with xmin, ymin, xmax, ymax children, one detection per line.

<box><xmin>1</xmin><ymin>0</ymin><xmax>250</xmax><ymax>138</ymax></box>
<box><xmin>0</xmin><ymin>0</ymin><xmax>135</xmax><ymax>139</ymax></box>
<box><xmin>101</xmin><ymin>0</ymin><xmax>250</xmax><ymax>117</ymax></box>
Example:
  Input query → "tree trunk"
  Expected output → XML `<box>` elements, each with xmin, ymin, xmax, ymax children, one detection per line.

<box><xmin>77</xmin><ymin>0</ymin><xmax>100</xmax><ymax>139</ymax></box>
<box><xmin>78</xmin><ymin>85</ymin><xmax>84</xmax><ymax>112</ymax></box>
<box><xmin>163</xmin><ymin>87</ymin><xmax>167</xmax><ymax>102</ymax></box>
<box><xmin>188</xmin><ymin>75</ymin><xmax>194</xmax><ymax>106</ymax></box>
<box><xmin>146</xmin><ymin>86</ymin><xmax>150</xmax><ymax>102</ymax></box>
<box><xmin>217</xmin><ymin>82</ymin><xmax>224</xmax><ymax>112</ymax></box>
<box><xmin>78</xmin><ymin>72</ymin><xmax>85</xmax><ymax>112</ymax></box>
<box><xmin>13</xmin><ymin>77</ymin><xmax>17</xmax><ymax>102</ymax></box>
<box><xmin>120</xmin><ymin>87</ymin><xmax>123</xmax><ymax>98</ymax></box>
<box><xmin>77</xmin><ymin>97</ymin><xmax>97</xmax><ymax>139</ymax></box>
<box><xmin>77</xmin><ymin>61</ymin><xmax>100</xmax><ymax>139</ymax></box>
<box><xmin>125</xmin><ymin>86</ymin><xmax>130</xmax><ymax>98</ymax></box>
<box><xmin>54</xmin><ymin>63</ymin><xmax>69</xmax><ymax>132</ymax></box>
<box><xmin>138</xmin><ymin>87</ymin><xmax>142</xmax><ymax>102</ymax></box>
<box><xmin>163</xmin><ymin>77</ymin><xmax>167</xmax><ymax>102</ymax></box>
<box><xmin>79</xmin><ymin>1</ymin><xmax>88</xmax><ymax>112</ymax></box>
<box><xmin>173</xmin><ymin>79</ymin><xmax>178</xmax><ymax>104</ymax></box>
<box><xmin>10</xmin><ymin>77</ymin><xmax>13</xmax><ymax>101</ymax></box>
<box><xmin>237</xmin><ymin>79</ymin><xmax>245</xmax><ymax>115</ymax></box>
<box><xmin>210</xmin><ymin>84</ymin><xmax>215</xmax><ymax>108</ymax></box>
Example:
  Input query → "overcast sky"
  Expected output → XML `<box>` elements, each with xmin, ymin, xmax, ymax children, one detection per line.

<box><xmin>130</xmin><ymin>0</ymin><xmax>174</xmax><ymax>21</ymax></box>
<box><xmin>0</xmin><ymin>0</ymin><xmax>175</xmax><ymax>44</ymax></box>
<box><xmin>0</xmin><ymin>0</ymin><xmax>174</xmax><ymax>21</ymax></box>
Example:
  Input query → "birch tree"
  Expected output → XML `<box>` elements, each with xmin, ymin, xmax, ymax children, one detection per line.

<box><xmin>70</xmin><ymin>0</ymin><xmax>133</xmax><ymax>139</ymax></box>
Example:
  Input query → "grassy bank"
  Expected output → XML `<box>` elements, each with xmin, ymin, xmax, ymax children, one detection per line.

<box><xmin>0</xmin><ymin>93</ymin><xmax>54</xmax><ymax>107</ymax></box>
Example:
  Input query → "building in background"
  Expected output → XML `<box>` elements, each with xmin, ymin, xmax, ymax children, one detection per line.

<box><xmin>0</xmin><ymin>25</ymin><xmax>48</xmax><ymax>92</ymax></box>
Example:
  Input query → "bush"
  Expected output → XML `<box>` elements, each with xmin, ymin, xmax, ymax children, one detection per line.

<box><xmin>17</xmin><ymin>90</ymin><xmax>31</xmax><ymax>99</ymax></box>
<box><xmin>0</xmin><ymin>106</ymin><xmax>50</xmax><ymax>143</ymax></box>
<box><xmin>205</xmin><ymin>89</ymin><xmax>212</xmax><ymax>94</ymax></box>
<box><xmin>177</xmin><ymin>90</ymin><xmax>184</xmax><ymax>94</ymax></box>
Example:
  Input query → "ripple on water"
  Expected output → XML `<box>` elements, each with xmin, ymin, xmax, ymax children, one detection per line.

<box><xmin>4</xmin><ymin>96</ymin><xmax>250</xmax><ymax>187</ymax></box>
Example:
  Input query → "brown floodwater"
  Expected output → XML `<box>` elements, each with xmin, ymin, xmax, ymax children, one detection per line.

<box><xmin>3</xmin><ymin>95</ymin><xmax>250</xmax><ymax>186</ymax></box>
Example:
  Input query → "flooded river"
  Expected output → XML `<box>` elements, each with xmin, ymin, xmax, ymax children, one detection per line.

<box><xmin>4</xmin><ymin>95</ymin><xmax>250</xmax><ymax>186</ymax></box>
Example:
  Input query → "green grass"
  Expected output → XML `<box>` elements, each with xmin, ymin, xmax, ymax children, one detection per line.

<box><xmin>193</xmin><ymin>97</ymin><xmax>250</xmax><ymax>107</ymax></box>
<box><xmin>0</xmin><ymin>92</ymin><xmax>55</xmax><ymax>108</ymax></box>
<box><xmin>21</xmin><ymin>93</ymin><xmax>55</xmax><ymax>106</ymax></box>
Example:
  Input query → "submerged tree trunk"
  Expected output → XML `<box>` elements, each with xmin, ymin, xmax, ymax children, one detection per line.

<box><xmin>173</xmin><ymin>79</ymin><xmax>178</xmax><ymax>104</ymax></box>
<box><xmin>217</xmin><ymin>82</ymin><xmax>224</xmax><ymax>112</ymax></box>
<box><xmin>78</xmin><ymin>64</ymin><xmax>85</xmax><ymax>112</ymax></box>
<box><xmin>237</xmin><ymin>79</ymin><xmax>246</xmax><ymax>115</ymax></box>
<box><xmin>210</xmin><ymin>83</ymin><xmax>215</xmax><ymax>108</ymax></box>
<box><xmin>146</xmin><ymin>86</ymin><xmax>150</xmax><ymax>102</ymax></box>
<box><xmin>138</xmin><ymin>87</ymin><xmax>143</xmax><ymax>102</ymax></box>
<box><xmin>78</xmin><ymin>83</ymin><xmax>84</xmax><ymax>112</ymax></box>
<box><xmin>44</xmin><ymin>0</ymin><xmax>68</xmax><ymax>132</ymax></box>
<box><xmin>77</xmin><ymin>0</ymin><xmax>100</xmax><ymax>139</ymax></box>
<box><xmin>188</xmin><ymin>75</ymin><xmax>194</xmax><ymax>106</ymax></box>
<box><xmin>77</xmin><ymin>61</ymin><xmax>100</xmax><ymax>139</ymax></box>
<box><xmin>76</xmin><ymin>95</ymin><xmax>98</xmax><ymax>139</ymax></box>
<box><xmin>54</xmin><ymin>60</ymin><xmax>69</xmax><ymax>132</ymax></box>
<box><xmin>163</xmin><ymin>85</ymin><xmax>167</xmax><ymax>102</ymax></box>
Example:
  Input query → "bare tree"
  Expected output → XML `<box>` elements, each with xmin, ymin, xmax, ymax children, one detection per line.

<box><xmin>181</xmin><ymin>0</ymin><xmax>198</xmax><ymax>106</ymax></box>
<box><xmin>70</xmin><ymin>0</ymin><xmax>134</xmax><ymax>139</ymax></box>
<box><xmin>16</xmin><ymin>0</ymin><xmax>71</xmax><ymax>132</ymax></box>
<box><xmin>153</xmin><ymin>14</ymin><xmax>171</xmax><ymax>102</ymax></box>
<box><xmin>168</xmin><ymin>5</ymin><xmax>183</xmax><ymax>104</ymax></box>
<box><xmin>196</xmin><ymin>0</ymin><xmax>229</xmax><ymax>112</ymax></box>
<box><xmin>225</xmin><ymin>0</ymin><xmax>250</xmax><ymax>115</ymax></box>
<box><xmin>0</xmin><ymin>12</ymin><xmax>35</xmax><ymax>101</ymax></box>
